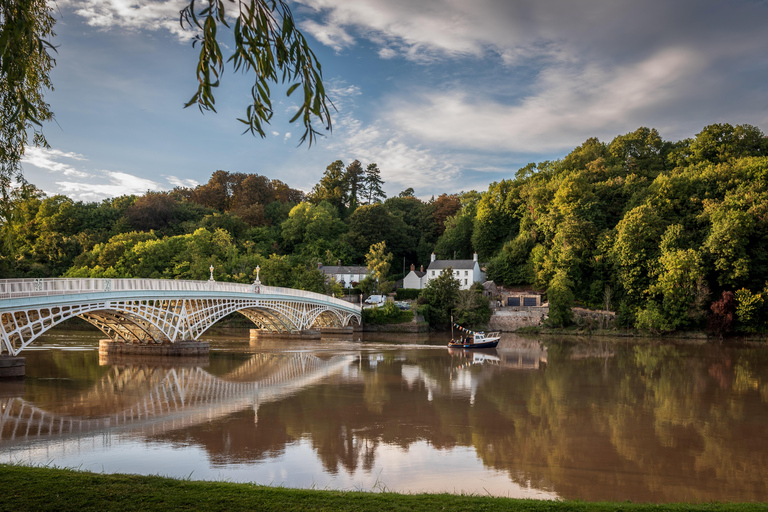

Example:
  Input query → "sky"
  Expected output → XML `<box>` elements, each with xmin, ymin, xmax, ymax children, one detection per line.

<box><xmin>19</xmin><ymin>0</ymin><xmax>768</xmax><ymax>201</ymax></box>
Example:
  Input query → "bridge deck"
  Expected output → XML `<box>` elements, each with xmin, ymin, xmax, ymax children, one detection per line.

<box><xmin>0</xmin><ymin>278</ymin><xmax>362</xmax><ymax>356</ymax></box>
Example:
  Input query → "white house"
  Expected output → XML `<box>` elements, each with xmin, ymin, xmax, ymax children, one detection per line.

<box><xmin>403</xmin><ymin>264</ymin><xmax>427</xmax><ymax>289</ymax></box>
<box><xmin>319</xmin><ymin>262</ymin><xmax>369</xmax><ymax>288</ymax></box>
<box><xmin>423</xmin><ymin>252</ymin><xmax>485</xmax><ymax>290</ymax></box>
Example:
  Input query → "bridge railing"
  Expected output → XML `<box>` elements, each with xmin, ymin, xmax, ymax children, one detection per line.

<box><xmin>0</xmin><ymin>278</ymin><xmax>359</xmax><ymax>311</ymax></box>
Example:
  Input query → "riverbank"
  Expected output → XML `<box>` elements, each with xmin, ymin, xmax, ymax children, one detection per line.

<box><xmin>1</xmin><ymin>465</ymin><xmax>763</xmax><ymax>511</ymax></box>
<box><xmin>514</xmin><ymin>325</ymin><xmax>768</xmax><ymax>343</ymax></box>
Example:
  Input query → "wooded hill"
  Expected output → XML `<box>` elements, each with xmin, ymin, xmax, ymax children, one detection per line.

<box><xmin>1</xmin><ymin>123</ymin><xmax>767</xmax><ymax>333</ymax></box>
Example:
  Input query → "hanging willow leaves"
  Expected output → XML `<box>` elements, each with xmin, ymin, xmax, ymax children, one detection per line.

<box><xmin>180</xmin><ymin>0</ymin><xmax>334</xmax><ymax>146</ymax></box>
<box><xmin>0</xmin><ymin>0</ymin><xmax>56</xmax><ymax>184</ymax></box>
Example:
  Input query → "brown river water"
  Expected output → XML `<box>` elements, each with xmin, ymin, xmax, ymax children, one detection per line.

<box><xmin>2</xmin><ymin>328</ymin><xmax>768</xmax><ymax>503</ymax></box>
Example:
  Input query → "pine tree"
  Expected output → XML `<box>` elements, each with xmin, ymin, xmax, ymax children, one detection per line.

<box><xmin>364</xmin><ymin>163</ymin><xmax>386</xmax><ymax>204</ymax></box>
<box><xmin>344</xmin><ymin>160</ymin><xmax>365</xmax><ymax>210</ymax></box>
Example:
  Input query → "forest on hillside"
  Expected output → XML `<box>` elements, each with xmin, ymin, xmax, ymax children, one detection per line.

<box><xmin>1</xmin><ymin>122</ymin><xmax>767</xmax><ymax>334</ymax></box>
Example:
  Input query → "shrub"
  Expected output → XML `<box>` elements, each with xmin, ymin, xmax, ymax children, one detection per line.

<box><xmin>546</xmin><ymin>270</ymin><xmax>574</xmax><ymax>327</ymax></box>
<box><xmin>395</xmin><ymin>288</ymin><xmax>422</xmax><ymax>300</ymax></box>
<box><xmin>735</xmin><ymin>288</ymin><xmax>764</xmax><ymax>332</ymax></box>
<box><xmin>362</xmin><ymin>302</ymin><xmax>414</xmax><ymax>324</ymax></box>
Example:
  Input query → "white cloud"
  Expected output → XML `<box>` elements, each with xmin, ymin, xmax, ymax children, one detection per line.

<box><xmin>58</xmin><ymin>0</ymin><xmax>195</xmax><ymax>41</ymax></box>
<box><xmin>386</xmin><ymin>47</ymin><xmax>706</xmax><ymax>152</ymax></box>
<box><xmin>56</xmin><ymin>171</ymin><xmax>162</xmax><ymax>201</ymax></box>
<box><xmin>284</xmin><ymin>132</ymin><xmax>292</xmax><ymax>142</ymax></box>
<box><xmin>22</xmin><ymin>147</ymin><xmax>90</xmax><ymax>177</ymax></box>
<box><xmin>326</xmin><ymin>96</ymin><xmax>461</xmax><ymax>193</ymax></box>
<box><xmin>299</xmin><ymin>19</ymin><xmax>355</xmax><ymax>51</ymax></box>
<box><xmin>166</xmin><ymin>175</ymin><xmax>199</xmax><ymax>188</ymax></box>
<box><xmin>378</xmin><ymin>47</ymin><xmax>397</xmax><ymax>59</ymax></box>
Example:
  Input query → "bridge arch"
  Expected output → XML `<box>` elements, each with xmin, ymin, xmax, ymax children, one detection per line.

<box><xmin>0</xmin><ymin>278</ymin><xmax>362</xmax><ymax>356</ymax></box>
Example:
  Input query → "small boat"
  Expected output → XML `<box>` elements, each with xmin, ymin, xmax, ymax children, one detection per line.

<box><xmin>448</xmin><ymin>332</ymin><xmax>501</xmax><ymax>349</ymax></box>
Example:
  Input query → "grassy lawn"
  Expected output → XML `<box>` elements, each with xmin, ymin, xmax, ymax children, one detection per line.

<box><xmin>0</xmin><ymin>464</ymin><xmax>765</xmax><ymax>511</ymax></box>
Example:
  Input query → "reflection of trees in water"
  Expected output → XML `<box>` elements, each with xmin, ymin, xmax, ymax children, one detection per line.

<box><xmin>474</xmin><ymin>343</ymin><xmax>768</xmax><ymax>502</ymax></box>
<box><xmin>157</xmin><ymin>343</ymin><xmax>768</xmax><ymax>502</ymax></box>
<box><xmin>15</xmin><ymin>343</ymin><xmax>768</xmax><ymax>501</ymax></box>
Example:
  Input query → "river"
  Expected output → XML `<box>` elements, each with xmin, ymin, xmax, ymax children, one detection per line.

<box><xmin>2</xmin><ymin>328</ymin><xmax>768</xmax><ymax>503</ymax></box>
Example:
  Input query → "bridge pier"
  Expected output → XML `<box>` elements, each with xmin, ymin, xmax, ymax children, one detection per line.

<box><xmin>0</xmin><ymin>356</ymin><xmax>25</xmax><ymax>378</ymax></box>
<box><xmin>98</xmin><ymin>340</ymin><xmax>210</xmax><ymax>357</ymax></box>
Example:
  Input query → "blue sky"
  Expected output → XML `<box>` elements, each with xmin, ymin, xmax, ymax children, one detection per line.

<box><xmin>20</xmin><ymin>0</ymin><xmax>768</xmax><ymax>201</ymax></box>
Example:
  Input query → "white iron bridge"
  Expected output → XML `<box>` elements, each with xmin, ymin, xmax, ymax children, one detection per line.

<box><xmin>0</xmin><ymin>278</ymin><xmax>362</xmax><ymax>356</ymax></box>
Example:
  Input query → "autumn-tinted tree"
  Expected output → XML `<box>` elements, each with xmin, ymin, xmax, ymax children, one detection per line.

<box><xmin>124</xmin><ymin>192</ymin><xmax>178</xmax><ymax>232</ymax></box>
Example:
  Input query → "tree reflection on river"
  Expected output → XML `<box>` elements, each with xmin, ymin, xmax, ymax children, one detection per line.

<box><xmin>3</xmin><ymin>329</ymin><xmax>768</xmax><ymax>503</ymax></box>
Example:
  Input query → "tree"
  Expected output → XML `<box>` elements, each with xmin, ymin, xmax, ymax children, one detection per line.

<box><xmin>345</xmin><ymin>204</ymin><xmax>411</xmax><ymax>263</ymax></box>
<box><xmin>365</xmin><ymin>241</ymin><xmax>392</xmax><ymax>292</ymax></box>
<box><xmin>343</xmin><ymin>160</ymin><xmax>365</xmax><ymax>210</ymax></box>
<box><xmin>708</xmin><ymin>291</ymin><xmax>736</xmax><ymax>336</ymax></box>
<box><xmin>180</xmin><ymin>0</ymin><xmax>331</xmax><ymax>146</ymax></box>
<box><xmin>419</xmin><ymin>267</ymin><xmax>461</xmax><ymax>327</ymax></box>
<box><xmin>363</xmin><ymin>163</ymin><xmax>386</xmax><ymax>204</ymax></box>
<box><xmin>0</xmin><ymin>0</ymin><xmax>55</xmax><ymax>184</ymax></box>
<box><xmin>546</xmin><ymin>270</ymin><xmax>574</xmax><ymax>327</ymax></box>
<box><xmin>454</xmin><ymin>286</ymin><xmax>491</xmax><ymax>327</ymax></box>
<box><xmin>310</xmin><ymin>160</ymin><xmax>346</xmax><ymax>213</ymax></box>
<box><xmin>124</xmin><ymin>192</ymin><xmax>178</xmax><ymax>232</ymax></box>
<box><xmin>688</xmin><ymin>123</ymin><xmax>767</xmax><ymax>164</ymax></box>
<box><xmin>2</xmin><ymin>0</ymin><xmax>332</xmax><ymax>188</ymax></box>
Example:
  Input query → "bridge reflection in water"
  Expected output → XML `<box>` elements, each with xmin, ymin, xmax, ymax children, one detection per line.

<box><xmin>15</xmin><ymin>336</ymin><xmax>767</xmax><ymax>503</ymax></box>
<box><xmin>0</xmin><ymin>353</ymin><xmax>354</xmax><ymax>444</ymax></box>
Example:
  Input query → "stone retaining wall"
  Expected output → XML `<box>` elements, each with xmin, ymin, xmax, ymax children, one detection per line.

<box><xmin>489</xmin><ymin>308</ymin><xmax>548</xmax><ymax>332</ymax></box>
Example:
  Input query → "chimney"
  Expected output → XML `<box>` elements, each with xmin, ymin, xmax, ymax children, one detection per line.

<box><xmin>420</xmin><ymin>265</ymin><xmax>424</xmax><ymax>272</ymax></box>
<box><xmin>410</xmin><ymin>263</ymin><xmax>415</xmax><ymax>271</ymax></box>
<box><xmin>431</xmin><ymin>252</ymin><xmax>436</xmax><ymax>262</ymax></box>
<box><xmin>337</xmin><ymin>259</ymin><xmax>341</xmax><ymax>266</ymax></box>
<box><xmin>473</xmin><ymin>252</ymin><xmax>478</xmax><ymax>262</ymax></box>
<box><xmin>317</xmin><ymin>262</ymin><xmax>322</xmax><ymax>269</ymax></box>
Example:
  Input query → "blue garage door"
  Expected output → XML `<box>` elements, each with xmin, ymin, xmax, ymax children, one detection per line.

<box><xmin>523</xmin><ymin>297</ymin><xmax>537</xmax><ymax>307</ymax></box>
<box><xmin>507</xmin><ymin>297</ymin><xmax>520</xmax><ymax>307</ymax></box>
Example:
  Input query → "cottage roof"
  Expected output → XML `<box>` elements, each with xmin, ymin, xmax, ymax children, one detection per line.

<box><xmin>427</xmin><ymin>259</ymin><xmax>476</xmax><ymax>270</ymax></box>
<box><xmin>410</xmin><ymin>270</ymin><xmax>426</xmax><ymax>278</ymax></box>
<box><xmin>320</xmin><ymin>265</ymin><xmax>368</xmax><ymax>276</ymax></box>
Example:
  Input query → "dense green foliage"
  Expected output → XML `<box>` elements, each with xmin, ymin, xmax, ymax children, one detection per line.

<box><xmin>417</xmin><ymin>267</ymin><xmax>461</xmax><ymax>327</ymax></box>
<box><xmin>4</xmin><ymin>122</ymin><xmax>768</xmax><ymax>334</ymax></box>
<box><xmin>395</xmin><ymin>288</ymin><xmax>422</xmax><ymax>300</ymax></box>
<box><xmin>361</xmin><ymin>301</ymin><xmax>413</xmax><ymax>324</ymax></box>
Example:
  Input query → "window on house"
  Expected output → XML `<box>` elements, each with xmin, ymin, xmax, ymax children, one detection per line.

<box><xmin>464</xmin><ymin>271</ymin><xmax>468</xmax><ymax>276</ymax></box>
<box><xmin>464</xmin><ymin>279</ymin><xmax>468</xmax><ymax>285</ymax></box>
<box><xmin>431</xmin><ymin>271</ymin><xmax>435</xmax><ymax>276</ymax></box>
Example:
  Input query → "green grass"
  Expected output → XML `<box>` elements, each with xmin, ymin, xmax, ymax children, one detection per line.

<box><xmin>0</xmin><ymin>464</ymin><xmax>765</xmax><ymax>511</ymax></box>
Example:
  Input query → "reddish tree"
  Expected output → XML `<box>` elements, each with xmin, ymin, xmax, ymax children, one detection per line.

<box><xmin>708</xmin><ymin>291</ymin><xmax>736</xmax><ymax>336</ymax></box>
